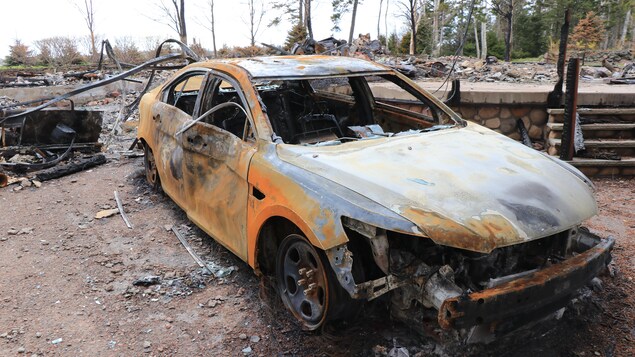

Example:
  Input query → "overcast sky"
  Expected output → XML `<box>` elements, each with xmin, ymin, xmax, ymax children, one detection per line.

<box><xmin>1</xmin><ymin>0</ymin><xmax>404</xmax><ymax>59</ymax></box>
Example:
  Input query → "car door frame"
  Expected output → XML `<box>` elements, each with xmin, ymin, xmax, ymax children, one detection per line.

<box><xmin>179</xmin><ymin>68</ymin><xmax>258</xmax><ymax>261</ymax></box>
<box><xmin>150</xmin><ymin>70</ymin><xmax>209</xmax><ymax>209</ymax></box>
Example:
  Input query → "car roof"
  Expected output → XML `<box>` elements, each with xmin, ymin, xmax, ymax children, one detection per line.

<box><xmin>197</xmin><ymin>55</ymin><xmax>392</xmax><ymax>79</ymax></box>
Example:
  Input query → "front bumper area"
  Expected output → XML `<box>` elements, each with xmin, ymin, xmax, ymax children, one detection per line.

<box><xmin>438</xmin><ymin>232</ymin><xmax>615</xmax><ymax>330</ymax></box>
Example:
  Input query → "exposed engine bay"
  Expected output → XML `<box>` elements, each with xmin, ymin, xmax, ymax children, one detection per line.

<box><xmin>329</xmin><ymin>220</ymin><xmax>614</xmax><ymax>342</ymax></box>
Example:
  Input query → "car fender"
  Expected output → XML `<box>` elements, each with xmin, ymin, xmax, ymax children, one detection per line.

<box><xmin>247</xmin><ymin>142</ymin><xmax>420</xmax><ymax>268</ymax></box>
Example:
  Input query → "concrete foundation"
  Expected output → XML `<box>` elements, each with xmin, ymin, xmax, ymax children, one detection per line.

<box><xmin>0</xmin><ymin>81</ymin><xmax>145</xmax><ymax>106</ymax></box>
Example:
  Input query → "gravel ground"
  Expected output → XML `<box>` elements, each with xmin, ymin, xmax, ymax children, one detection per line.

<box><xmin>1</xmin><ymin>151</ymin><xmax>633</xmax><ymax>356</ymax></box>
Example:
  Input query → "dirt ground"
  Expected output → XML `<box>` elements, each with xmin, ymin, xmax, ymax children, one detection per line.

<box><xmin>1</xmin><ymin>151</ymin><xmax>634</xmax><ymax>356</ymax></box>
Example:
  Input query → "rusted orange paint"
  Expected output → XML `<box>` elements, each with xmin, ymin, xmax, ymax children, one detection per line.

<box><xmin>246</xmin><ymin>151</ymin><xmax>349</xmax><ymax>268</ymax></box>
<box><xmin>404</xmin><ymin>207</ymin><xmax>524</xmax><ymax>253</ymax></box>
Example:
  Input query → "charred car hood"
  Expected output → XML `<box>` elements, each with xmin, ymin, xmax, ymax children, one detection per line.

<box><xmin>277</xmin><ymin>123</ymin><xmax>598</xmax><ymax>253</ymax></box>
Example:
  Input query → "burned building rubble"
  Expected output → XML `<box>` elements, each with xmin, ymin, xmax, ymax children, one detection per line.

<box><xmin>0</xmin><ymin>39</ymin><xmax>199</xmax><ymax>187</ymax></box>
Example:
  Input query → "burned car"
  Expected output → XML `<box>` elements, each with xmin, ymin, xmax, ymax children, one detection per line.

<box><xmin>137</xmin><ymin>56</ymin><xmax>614</xmax><ymax>341</ymax></box>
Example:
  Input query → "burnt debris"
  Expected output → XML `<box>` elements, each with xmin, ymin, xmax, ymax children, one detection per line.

<box><xmin>0</xmin><ymin>39</ymin><xmax>200</xmax><ymax>188</ymax></box>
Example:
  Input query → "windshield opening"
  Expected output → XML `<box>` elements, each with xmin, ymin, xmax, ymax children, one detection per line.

<box><xmin>256</xmin><ymin>74</ymin><xmax>460</xmax><ymax>145</ymax></box>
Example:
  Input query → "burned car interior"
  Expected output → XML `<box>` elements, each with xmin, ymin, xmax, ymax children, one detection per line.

<box><xmin>163</xmin><ymin>70</ymin><xmax>456</xmax><ymax>146</ymax></box>
<box><xmin>258</xmin><ymin>75</ymin><xmax>456</xmax><ymax>145</ymax></box>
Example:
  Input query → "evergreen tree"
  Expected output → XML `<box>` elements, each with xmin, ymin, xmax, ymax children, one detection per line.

<box><xmin>284</xmin><ymin>23</ymin><xmax>308</xmax><ymax>50</ymax></box>
<box><xmin>5</xmin><ymin>40</ymin><xmax>33</xmax><ymax>66</ymax></box>
<box><xmin>570</xmin><ymin>11</ymin><xmax>605</xmax><ymax>51</ymax></box>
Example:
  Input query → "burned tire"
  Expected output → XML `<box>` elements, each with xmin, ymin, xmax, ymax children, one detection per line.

<box><xmin>143</xmin><ymin>143</ymin><xmax>160</xmax><ymax>190</ymax></box>
<box><xmin>276</xmin><ymin>234</ymin><xmax>339</xmax><ymax>330</ymax></box>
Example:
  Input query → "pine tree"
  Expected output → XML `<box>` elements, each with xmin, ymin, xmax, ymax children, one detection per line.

<box><xmin>5</xmin><ymin>40</ymin><xmax>33</xmax><ymax>66</ymax></box>
<box><xmin>570</xmin><ymin>11</ymin><xmax>605</xmax><ymax>51</ymax></box>
<box><xmin>284</xmin><ymin>23</ymin><xmax>308</xmax><ymax>50</ymax></box>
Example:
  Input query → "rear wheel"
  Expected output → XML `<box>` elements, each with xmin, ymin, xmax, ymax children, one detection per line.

<box><xmin>143</xmin><ymin>143</ymin><xmax>160</xmax><ymax>189</ymax></box>
<box><xmin>276</xmin><ymin>234</ymin><xmax>333</xmax><ymax>330</ymax></box>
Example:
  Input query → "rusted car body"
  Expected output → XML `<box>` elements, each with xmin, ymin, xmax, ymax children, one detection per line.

<box><xmin>137</xmin><ymin>56</ymin><xmax>614</xmax><ymax>341</ymax></box>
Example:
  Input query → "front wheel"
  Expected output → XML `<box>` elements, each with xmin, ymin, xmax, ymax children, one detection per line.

<box><xmin>276</xmin><ymin>234</ymin><xmax>334</xmax><ymax>330</ymax></box>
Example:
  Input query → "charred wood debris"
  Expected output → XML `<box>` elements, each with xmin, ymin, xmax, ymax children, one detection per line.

<box><xmin>1</xmin><ymin>35</ymin><xmax>633</xmax><ymax>189</ymax></box>
<box><xmin>0</xmin><ymin>39</ymin><xmax>200</xmax><ymax>189</ymax></box>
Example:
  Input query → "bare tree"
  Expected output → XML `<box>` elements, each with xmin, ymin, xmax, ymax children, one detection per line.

<box><xmin>474</xmin><ymin>20</ymin><xmax>480</xmax><ymax>59</ymax></box>
<box><xmin>481</xmin><ymin>21</ymin><xmax>487</xmax><ymax>59</ymax></box>
<box><xmin>244</xmin><ymin>0</ymin><xmax>265</xmax><ymax>46</ymax></box>
<box><xmin>397</xmin><ymin>0</ymin><xmax>423</xmax><ymax>55</ymax></box>
<box><xmin>73</xmin><ymin>0</ymin><xmax>97</xmax><ymax>59</ymax></box>
<box><xmin>378</xmin><ymin>0</ymin><xmax>384</xmax><ymax>40</ymax></box>
<box><xmin>332</xmin><ymin>0</ymin><xmax>362</xmax><ymax>44</ymax></box>
<box><xmin>272</xmin><ymin>0</ymin><xmax>313</xmax><ymax>39</ymax></box>
<box><xmin>198</xmin><ymin>0</ymin><xmax>218</xmax><ymax>57</ymax></box>
<box><xmin>491</xmin><ymin>0</ymin><xmax>513</xmax><ymax>61</ymax></box>
<box><xmin>156</xmin><ymin>0</ymin><xmax>187</xmax><ymax>44</ymax></box>
<box><xmin>349</xmin><ymin>0</ymin><xmax>359</xmax><ymax>44</ymax></box>
<box><xmin>304</xmin><ymin>0</ymin><xmax>313</xmax><ymax>39</ymax></box>
<box><xmin>619</xmin><ymin>7</ymin><xmax>631</xmax><ymax>49</ymax></box>
<box><xmin>385</xmin><ymin>0</ymin><xmax>390</xmax><ymax>48</ymax></box>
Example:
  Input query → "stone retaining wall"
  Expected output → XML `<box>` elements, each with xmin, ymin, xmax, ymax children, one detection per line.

<box><xmin>452</xmin><ymin>104</ymin><xmax>548</xmax><ymax>142</ymax></box>
<box><xmin>369</xmin><ymin>82</ymin><xmax>551</xmax><ymax>143</ymax></box>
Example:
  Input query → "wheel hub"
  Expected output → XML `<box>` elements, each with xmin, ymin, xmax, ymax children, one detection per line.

<box><xmin>277</xmin><ymin>236</ymin><xmax>328</xmax><ymax>329</ymax></box>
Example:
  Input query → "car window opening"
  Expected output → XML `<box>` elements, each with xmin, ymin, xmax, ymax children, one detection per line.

<box><xmin>195</xmin><ymin>78</ymin><xmax>255</xmax><ymax>142</ymax></box>
<box><xmin>165</xmin><ymin>74</ymin><xmax>206</xmax><ymax>116</ymax></box>
<box><xmin>258</xmin><ymin>74</ymin><xmax>456</xmax><ymax>145</ymax></box>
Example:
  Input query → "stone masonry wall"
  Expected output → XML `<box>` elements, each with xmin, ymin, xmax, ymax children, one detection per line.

<box><xmin>452</xmin><ymin>104</ymin><xmax>549</xmax><ymax>143</ymax></box>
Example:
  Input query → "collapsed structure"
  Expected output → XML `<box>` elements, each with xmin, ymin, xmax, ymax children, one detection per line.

<box><xmin>0</xmin><ymin>39</ymin><xmax>200</xmax><ymax>187</ymax></box>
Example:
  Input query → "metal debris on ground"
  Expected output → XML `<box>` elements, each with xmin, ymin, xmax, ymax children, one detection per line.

<box><xmin>172</xmin><ymin>226</ymin><xmax>213</xmax><ymax>275</ymax></box>
<box><xmin>132</xmin><ymin>275</ymin><xmax>162</xmax><ymax>286</ymax></box>
<box><xmin>171</xmin><ymin>226</ymin><xmax>237</xmax><ymax>278</ymax></box>
<box><xmin>114</xmin><ymin>190</ymin><xmax>133</xmax><ymax>229</ymax></box>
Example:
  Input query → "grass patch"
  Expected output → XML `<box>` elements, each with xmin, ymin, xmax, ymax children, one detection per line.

<box><xmin>0</xmin><ymin>64</ymin><xmax>50</xmax><ymax>71</ymax></box>
<box><xmin>512</xmin><ymin>57</ymin><xmax>542</xmax><ymax>63</ymax></box>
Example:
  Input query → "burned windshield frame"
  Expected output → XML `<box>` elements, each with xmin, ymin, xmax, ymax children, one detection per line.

<box><xmin>372</xmin><ymin>74</ymin><xmax>460</xmax><ymax>126</ymax></box>
<box><xmin>253</xmin><ymin>73</ymin><xmax>461</xmax><ymax>145</ymax></box>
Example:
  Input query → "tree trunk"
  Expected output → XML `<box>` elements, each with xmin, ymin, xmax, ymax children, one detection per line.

<box><xmin>481</xmin><ymin>21</ymin><xmax>487</xmax><ymax>59</ymax></box>
<box><xmin>304</xmin><ymin>0</ymin><xmax>313</xmax><ymax>39</ymax></box>
<box><xmin>619</xmin><ymin>8</ymin><xmax>631</xmax><ymax>49</ymax></box>
<box><xmin>457</xmin><ymin>0</ymin><xmax>465</xmax><ymax>56</ymax></box>
<box><xmin>299</xmin><ymin>0</ymin><xmax>303</xmax><ymax>25</ymax></box>
<box><xmin>432</xmin><ymin>0</ymin><xmax>440</xmax><ymax>56</ymax></box>
<box><xmin>504</xmin><ymin>14</ymin><xmax>512</xmax><ymax>61</ymax></box>
<box><xmin>384</xmin><ymin>0</ymin><xmax>389</xmax><ymax>49</ymax></box>
<box><xmin>348</xmin><ymin>0</ymin><xmax>359</xmax><ymax>44</ymax></box>
<box><xmin>90</xmin><ymin>31</ymin><xmax>96</xmax><ymax>60</ymax></box>
<box><xmin>211</xmin><ymin>0</ymin><xmax>217</xmax><ymax>57</ymax></box>
<box><xmin>249</xmin><ymin>0</ymin><xmax>255</xmax><ymax>46</ymax></box>
<box><xmin>409</xmin><ymin>0</ymin><xmax>417</xmax><ymax>55</ymax></box>
<box><xmin>474</xmin><ymin>20</ymin><xmax>480</xmax><ymax>59</ymax></box>
<box><xmin>378</xmin><ymin>0</ymin><xmax>383</xmax><ymax>41</ymax></box>
<box><xmin>601</xmin><ymin>2</ymin><xmax>610</xmax><ymax>50</ymax></box>
<box><xmin>179</xmin><ymin>0</ymin><xmax>187</xmax><ymax>44</ymax></box>
<box><xmin>35</xmin><ymin>154</ymin><xmax>107</xmax><ymax>182</ymax></box>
